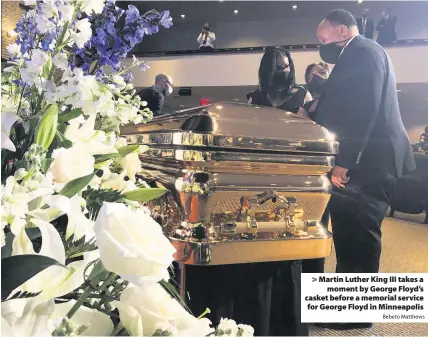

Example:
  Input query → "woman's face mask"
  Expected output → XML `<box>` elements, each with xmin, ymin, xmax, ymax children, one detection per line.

<box><xmin>272</xmin><ymin>70</ymin><xmax>291</xmax><ymax>86</ymax></box>
<box><xmin>319</xmin><ymin>38</ymin><xmax>350</xmax><ymax>64</ymax></box>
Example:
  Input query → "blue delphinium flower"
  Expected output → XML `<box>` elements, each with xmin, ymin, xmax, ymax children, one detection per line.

<box><xmin>15</xmin><ymin>10</ymin><xmax>38</xmax><ymax>55</ymax></box>
<box><xmin>123</xmin><ymin>71</ymin><xmax>134</xmax><ymax>83</ymax></box>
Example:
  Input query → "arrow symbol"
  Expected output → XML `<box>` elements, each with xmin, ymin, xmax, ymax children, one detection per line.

<box><xmin>312</xmin><ymin>277</ymin><xmax>317</xmax><ymax>282</ymax></box>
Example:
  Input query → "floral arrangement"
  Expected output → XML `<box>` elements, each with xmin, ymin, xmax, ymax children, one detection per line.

<box><xmin>0</xmin><ymin>0</ymin><xmax>253</xmax><ymax>336</ymax></box>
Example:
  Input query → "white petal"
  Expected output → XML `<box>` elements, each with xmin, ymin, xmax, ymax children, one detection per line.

<box><xmin>31</xmin><ymin>218</ymin><xmax>65</xmax><ymax>264</ymax></box>
<box><xmin>1</xmin><ymin>132</ymin><xmax>16</xmax><ymax>152</ymax></box>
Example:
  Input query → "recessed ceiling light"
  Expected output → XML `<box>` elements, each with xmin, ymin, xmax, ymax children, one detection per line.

<box><xmin>181</xmin><ymin>14</ymin><xmax>185</xmax><ymax>18</ymax></box>
<box><xmin>357</xmin><ymin>0</ymin><xmax>364</xmax><ymax>3</ymax></box>
<box><xmin>397</xmin><ymin>89</ymin><xmax>402</xmax><ymax>92</ymax></box>
<box><xmin>234</xmin><ymin>9</ymin><xmax>239</xmax><ymax>14</ymax></box>
<box><xmin>292</xmin><ymin>5</ymin><xmax>298</xmax><ymax>10</ymax></box>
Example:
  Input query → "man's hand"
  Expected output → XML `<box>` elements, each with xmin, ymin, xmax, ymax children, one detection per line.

<box><xmin>331</xmin><ymin>166</ymin><xmax>350</xmax><ymax>188</ymax></box>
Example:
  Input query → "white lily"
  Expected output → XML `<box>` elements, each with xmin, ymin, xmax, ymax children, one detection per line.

<box><xmin>1</xmin><ymin>112</ymin><xmax>19</xmax><ymax>152</ymax></box>
<box><xmin>64</xmin><ymin>115</ymin><xmax>117</xmax><ymax>155</ymax></box>
<box><xmin>10</xmin><ymin>218</ymin><xmax>98</xmax><ymax>302</ymax></box>
<box><xmin>44</xmin><ymin>194</ymin><xmax>95</xmax><ymax>242</ymax></box>
<box><xmin>48</xmin><ymin>300</ymin><xmax>114</xmax><ymax>336</ymax></box>
<box><xmin>1</xmin><ymin>298</ymin><xmax>54</xmax><ymax>337</ymax></box>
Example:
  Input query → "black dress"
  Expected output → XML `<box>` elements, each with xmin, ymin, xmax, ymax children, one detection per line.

<box><xmin>179</xmin><ymin>87</ymin><xmax>309</xmax><ymax>336</ymax></box>
<box><xmin>247</xmin><ymin>86</ymin><xmax>308</xmax><ymax>113</ymax></box>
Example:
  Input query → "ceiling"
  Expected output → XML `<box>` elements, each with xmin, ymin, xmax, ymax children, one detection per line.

<box><xmin>120</xmin><ymin>1</ymin><xmax>423</xmax><ymax>25</ymax></box>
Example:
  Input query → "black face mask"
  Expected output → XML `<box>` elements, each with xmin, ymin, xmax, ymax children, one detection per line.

<box><xmin>272</xmin><ymin>70</ymin><xmax>291</xmax><ymax>87</ymax></box>
<box><xmin>308</xmin><ymin>75</ymin><xmax>328</xmax><ymax>96</ymax></box>
<box><xmin>319</xmin><ymin>38</ymin><xmax>350</xmax><ymax>64</ymax></box>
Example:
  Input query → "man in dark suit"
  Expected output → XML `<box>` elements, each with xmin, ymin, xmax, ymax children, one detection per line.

<box><xmin>356</xmin><ymin>8</ymin><xmax>374</xmax><ymax>39</ymax></box>
<box><xmin>138</xmin><ymin>73</ymin><xmax>173</xmax><ymax>116</ymax></box>
<box><xmin>376</xmin><ymin>8</ymin><xmax>397</xmax><ymax>45</ymax></box>
<box><xmin>314</xmin><ymin>9</ymin><xmax>415</xmax><ymax>330</ymax></box>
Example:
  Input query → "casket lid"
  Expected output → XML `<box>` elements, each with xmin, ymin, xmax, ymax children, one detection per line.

<box><xmin>121</xmin><ymin>102</ymin><xmax>338</xmax><ymax>154</ymax></box>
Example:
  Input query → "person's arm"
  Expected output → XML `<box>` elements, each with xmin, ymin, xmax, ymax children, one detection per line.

<box><xmin>376</xmin><ymin>19</ymin><xmax>384</xmax><ymax>31</ymax></box>
<box><xmin>317</xmin><ymin>49</ymin><xmax>386</xmax><ymax>171</ymax></box>
<box><xmin>197</xmin><ymin>33</ymin><xmax>203</xmax><ymax>44</ymax></box>
<box><xmin>151</xmin><ymin>91</ymin><xmax>164</xmax><ymax>116</ymax></box>
<box><xmin>303</xmin><ymin>90</ymin><xmax>313</xmax><ymax>104</ymax></box>
<box><xmin>210</xmin><ymin>32</ymin><xmax>216</xmax><ymax>42</ymax></box>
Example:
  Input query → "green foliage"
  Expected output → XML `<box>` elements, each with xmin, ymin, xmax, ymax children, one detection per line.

<box><xmin>35</xmin><ymin>104</ymin><xmax>59</xmax><ymax>149</ymax></box>
<box><xmin>120</xmin><ymin>188</ymin><xmax>168</xmax><ymax>202</ymax></box>
<box><xmin>58</xmin><ymin>108</ymin><xmax>82</xmax><ymax>123</ymax></box>
<box><xmin>82</xmin><ymin>187</ymin><xmax>122</xmax><ymax>219</ymax></box>
<box><xmin>58</xmin><ymin>172</ymin><xmax>96</xmax><ymax>198</ymax></box>
<box><xmin>64</xmin><ymin>235</ymin><xmax>98</xmax><ymax>259</ymax></box>
<box><xmin>1</xmin><ymin>254</ymin><xmax>65</xmax><ymax>301</ymax></box>
<box><xmin>4</xmin><ymin>290</ymin><xmax>42</xmax><ymax>302</ymax></box>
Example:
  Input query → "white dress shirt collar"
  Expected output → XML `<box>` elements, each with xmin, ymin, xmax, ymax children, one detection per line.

<box><xmin>339</xmin><ymin>35</ymin><xmax>358</xmax><ymax>57</ymax></box>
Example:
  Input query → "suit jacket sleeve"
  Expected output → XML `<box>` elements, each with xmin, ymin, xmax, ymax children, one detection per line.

<box><xmin>152</xmin><ymin>90</ymin><xmax>164</xmax><ymax>115</ymax></box>
<box><xmin>317</xmin><ymin>48</ymin><xmax>386</xmax><ymax>170</ymax></box>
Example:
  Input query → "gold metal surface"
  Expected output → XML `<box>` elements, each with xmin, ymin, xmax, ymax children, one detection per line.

<box><xmin>126</xmin><ymin>102</ymin><xmax>336</xmax><ymax>265</ymax></box>
<box><xmin>171</xmin><ymin>235</ymin><xmax>333</xmax><ymax>265</ymax></box>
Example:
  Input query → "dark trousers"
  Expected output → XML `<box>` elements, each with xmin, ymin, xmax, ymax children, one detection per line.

<box><xmin>302</xmin><ymin>207</ymin><xmax>330</xmax><ymax>273</ymax></box>
<box><xmin>181</xmin><ymin>261</ymin><xmax>308</xmax><ymax>336</ymax></box>
<box><xmin>329</xmin><ymin>180</ymin><xmax>394</xmax><ymax>273</ymax></box>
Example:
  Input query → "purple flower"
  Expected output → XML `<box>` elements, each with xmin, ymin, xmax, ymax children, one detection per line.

<box><xmin>40</xmin><ymin>32</ymin><xmax>56</xmax><ymax>52</ymax></box>
<box><xmin>125</xmin><ymin>5</ymin><xmax>140</xmax><ymax>24</ymax></box>
<box><xmin>123</xmin><ymin>71</ymin><xmax>134</xmax><ymax>83</ymax></box>
<box><xmin>160</xmin><ymin>10</ymin><xmax>173</xmax><ymax>28</ymax></box>
<box><xmin>139</xmin><ymin>61</ymin><xmax>150</xmax><ymax>72</ymax></box>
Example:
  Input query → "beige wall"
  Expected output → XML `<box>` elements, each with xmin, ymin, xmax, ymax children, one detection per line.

<box><xmin>129</xmin><ymin>45</ymin><xmax>428</xmax><ymax>87</ymax></box>
<box><xmin>1</xmin><ymin>1</ymin><xmax>25</xmax><ymax>58</ymax></box>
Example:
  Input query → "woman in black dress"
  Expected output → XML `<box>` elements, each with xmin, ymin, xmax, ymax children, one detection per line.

<box><xmin>183</xmin><ymin>48</ymin><xmax>311</xmax><ymax>337</ymax></box>
<box><xmin>247</xmin><ymin>47</ymin><xmax>312</xmax><ymax>112</ymax></box>
<box><xmin>244</xmin><ymin>47</ymin><xmax>312</xmax><ymax>336</ymax></box>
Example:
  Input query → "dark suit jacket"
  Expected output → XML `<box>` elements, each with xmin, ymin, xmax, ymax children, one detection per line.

<box><xmin>356</xmin><ymin>16</ymin><xmax>374</xmax><ymax>39</ymax></box>
<box><xmin>138</xmin><ymin>86</ymin><xmax>164</xmax><ymax>116</ymax></box>
<box><xmin>315</xmin><ymin>35</ymin><xmax>415</xmax><ymax>186</ymax></box>
<box><xmin>376</xmin><ymin>16</ymin><xmax>397</xmax><ymax>45</ymax></box>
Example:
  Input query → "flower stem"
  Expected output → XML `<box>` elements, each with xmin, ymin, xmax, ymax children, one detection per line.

<box><xmin>66</xmin><ymin>285</ymin><xmax>92</xmax><ymax>319</ymax></box>
<box><xmin>111</xmin><ymin>322</ymin><xmax>124</xmax><ymax>336</ymax></box>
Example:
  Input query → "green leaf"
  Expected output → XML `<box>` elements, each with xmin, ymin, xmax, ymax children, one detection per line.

<box><xmin>58</xmin><ymin>108</ymin><xmax>82</xmax><ymax>124</ymax></box>
<box><xmin>58</xmin><ymin>172</ymin><xmax>96</xmax><ymax>198</ymax></box>
<box><xmin>41</xmin><ymin>55</ymin><xmax>53</xmax><ymax>78</ymax></box>
<box><xmin>4</xmin><ymin>290</ymin><xmax>42</xmax><ymax>302</ymax></box>
<box><xmin>94</xmin><ymin>145</ymin><xmax>141</xmax><ymax>164</ymax></box>
<box><xmin>120</xmin><ymin>188</ymin><xmax>168</xmax><ymax>202</ymax></box>
<box><xmin>94</xmin><ymin>153</ymin><xmax>121</xmax><ymax>163</ymax></box>
<box><xmin>41</xmin><ymin>158</ymin><xmax>54</xmax><ymax>174</ymax></box>
<box><xmin>35</xmin><ymin>104</ymin><xmax>59</xmax><ymax>149</ymax></box>
<box><xmin>55</xmin><ymin>130</ymin><xmax>72</xmax><ymax>148</ymax></box>
<box><xmin>65</xmin><ymin>235</ymin><xmax>98</xmax><ymax>259</ymax></box>
<box><xmin>117</xmin><ymin>145</ymin><xmax>140</xmax><ymax>157</ymax></box>
<box><xmin>1</xmin><ymin>255</ymin><xmax>65</xmax><ymax>301</ymax></box>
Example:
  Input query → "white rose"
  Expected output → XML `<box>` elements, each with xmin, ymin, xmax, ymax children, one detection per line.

<box><xmin>48</xmin><ymin>300</ymin><xmax>114</xmax><ymax>336</ymax></box>
<box><xmin>217</xmin><ymin>318</ymin><xmax>239</xmax><ymax>336</ymax></box>
<box><xmin>119</xmin><ymin>151</ymin><xmax>142</xmax><ymax>182</ymax></box>
<box><xmin>50</xmin><ymin>147</ymin><xmax>95</xmax><ymax>183</ymax></box>
<box><xmin>94</xmin><ymin>202</ymin><xmax>175</xmax><ymax>285</ymax></box>
<box><xmin>238</xmin><ymin>324</ymin><xmax>255</xmax><ymax>336</ymax></box>
<box><xmin>115</xmin><ymin>283</ymin><xmax>213</xmax><ymax>337</ymax></box>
